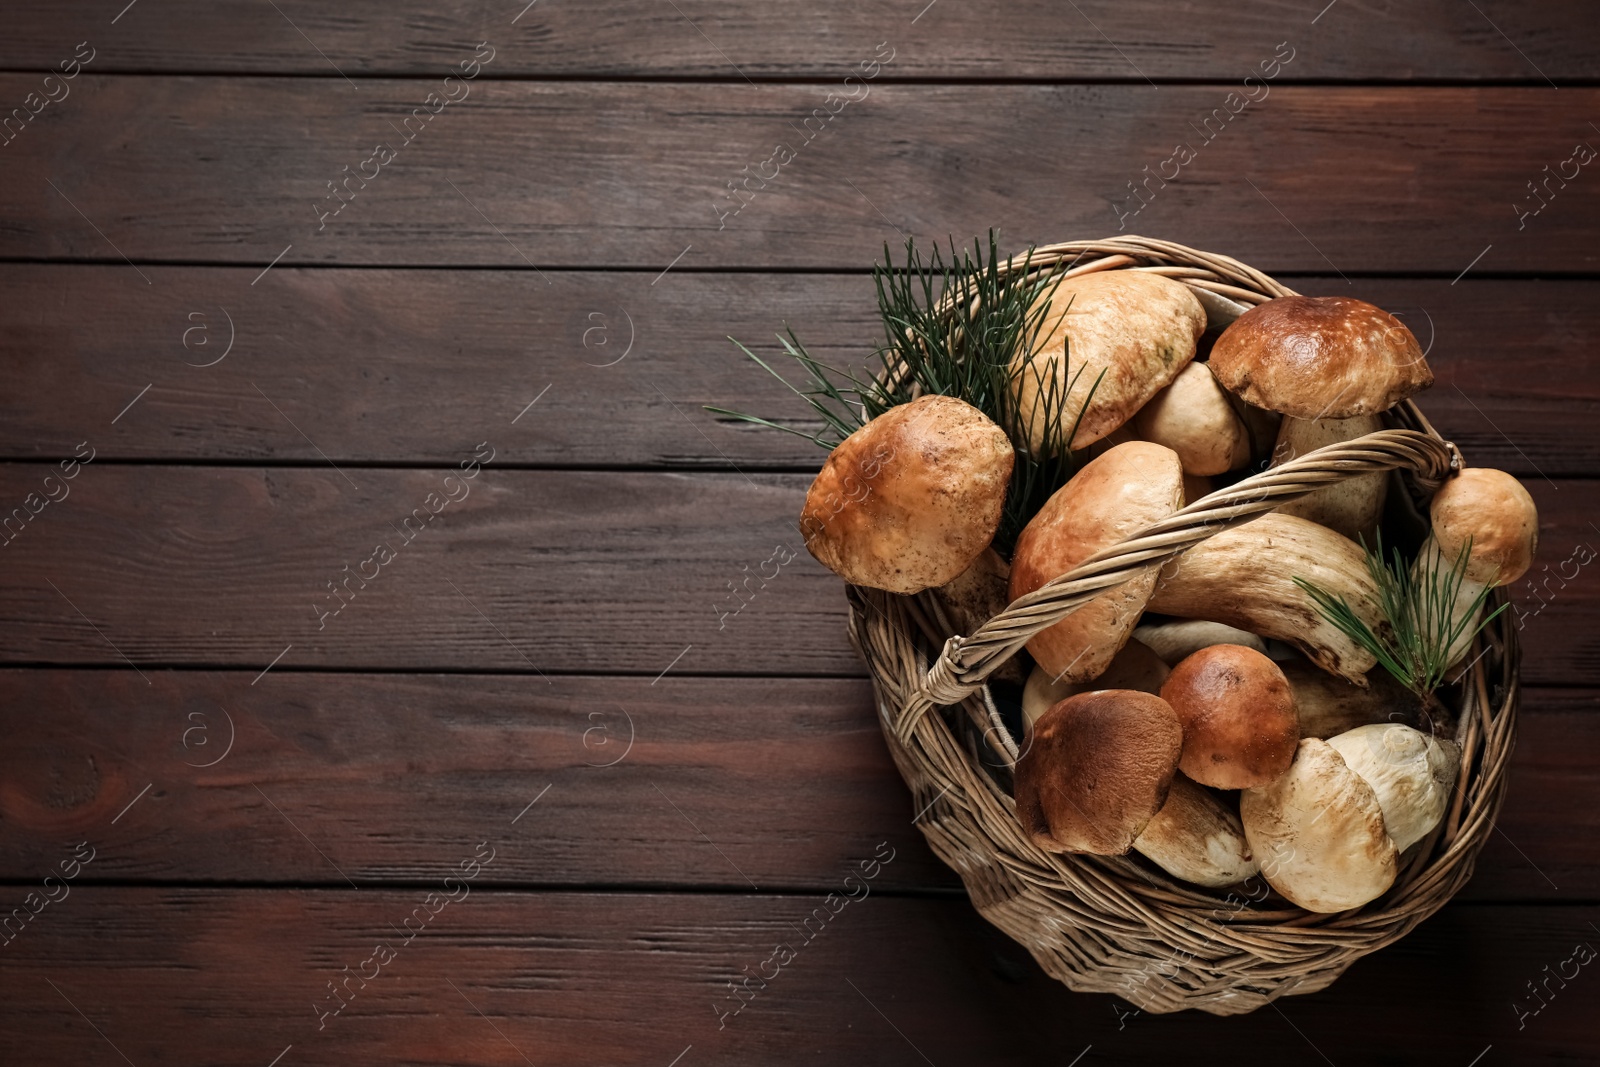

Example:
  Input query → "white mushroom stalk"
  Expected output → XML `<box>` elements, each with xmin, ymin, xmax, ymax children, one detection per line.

<box><xmin>1133</xmin><ymin>775</ymin><xmax>1259</xmax><ymax>888</ymax></box>
<box><xmin>1270</xmin><ymin>415</ymin><xmax>1388</xmax><ymax>543</ymax></box>
<box><xmin>1132</xmin><ymin>619</ymin><xmax>1267</xmax><ymax>666</ymax></box>
<box><xmin>1021</xmin><ymin>640</ymin><xmax>1169</xmax><ymax>730</ymax></box>
<box><xmin>1148</xmin><ymin>513</ymin><xmax>1385</xmax><ymax>684</ymax></box>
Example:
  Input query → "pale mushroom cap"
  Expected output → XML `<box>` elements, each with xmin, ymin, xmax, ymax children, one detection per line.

<box><xmin>1326</xmin><ymin>724</ymin><xmax>1460</xmax><ymax>851</ymax></box>
<box><xmin>1021</xmin><ymin>639</ymin><xmax>1169</xmax><ymax>729</ymax></box>
<box><xmin>1009</xmin><ymin>441</ymin><xmax>1184</xmax><ymax>681</ymax></box>
<box><xmin>1240</xmin><ymin>738</ymin><xmax>1399</xmax><ymax>913</ymax></box>
<box><xmin>1013</xmin><ymin>690</ymin><xmax>1184</xmax><ymax>856</ymax></box>
<box><xmin>1134</xmin><ymin>773</ymin><xmax>1260</xmax><ymax>888</ymax></box>
<box><xmin>1133</xmin><ymin>619</ymin><xmax>1268</xmax><ymax>667</ymax></box>
<box><xmin>1132</xmin><ymin>361</ymin><xmax>1250</xmax><ymax>476</ymax></box>
<box><xmin>1209</xmin><ymin>296</ymin><xmax>1433</xmax><ymax>420</ymax></box>
<box><xmin>1160</xmin><ymin>644</ymin><xmax>1301</xmax><ymax>790</ymax></box>
<box><xmin>1430</xmin><ymin>468</ymin><xmax>1539</xmax><ymax>587</ymax></box>
<box><xmin>1010</xmin><ymin>271</ymin><xmax>1205</xmax><ymax>452</ymax></box>
<box><xmin>800</xmin><ymin>395</ymin><xmax>1014</xmax><ymax>594</ymax></box>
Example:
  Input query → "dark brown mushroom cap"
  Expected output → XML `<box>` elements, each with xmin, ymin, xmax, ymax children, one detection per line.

<box><xmin>1429</xmin><ymin>467</ymin><xmax>1539</xmax><ymax>587</ymax></box>
<box><xmin>1208</xmin><ymin>296</ymin><xmax>1432</xmax><ymax>419</ymax></box>
<box><xmin>1013</xmin><ymin>690</ymin><xmax>1184</xmax><ymax>856</ymax></box>
<box><xmin>799</xmin><ymin>394</ymin><xmax>1014</xmax><ymax>594</ymax></box>
<box><xmin>1160</xmin><ymin>644</ymin><xmax>1301</xmax><ymax>790</ymax></box>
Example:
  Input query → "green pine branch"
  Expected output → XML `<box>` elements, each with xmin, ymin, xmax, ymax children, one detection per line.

<box><xmin>707</xmin><ymin>231</ymin><xmax>1099</xmax><ymax>555</ymax></box>
<box><xmin>1295</xmin><ymin>533</ymin><xmax>1508</xmax><ymax>704</ymax></box>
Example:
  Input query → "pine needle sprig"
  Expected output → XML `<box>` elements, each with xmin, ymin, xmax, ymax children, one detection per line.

<box><xmin>703</xmin><ymin>331</ymin><xmax>884</xmax><ymax>448</ymax></box>
<box><xmin>1294</xmin><ymin>533</ymin><xmax>1507</xmax><ymax>704</ymax></box>
<box><xmin>707</xmin><ymin>231</ymin><xmax>1101</xmax><ymax>554</ymax></box>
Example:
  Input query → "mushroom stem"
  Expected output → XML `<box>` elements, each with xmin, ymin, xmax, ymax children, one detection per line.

<box><xmin>1133</xmin><ymin>775</ymin><xmax>1259</xmax><ymax>888</ymax></box>
<box><xmin>1132</xmin><ymin>619</ymin><xmax>1267</xmax><ymax>666</ymax></box>
<box><xmin>1148</xmin><ymin>513</ymin><xmax>1384</xmax><ymax>684</ymax></box>
<box><xmin>1271</xmin><ymin>416</ymin><xmax>1388</xmax><ymax>543</ymax></box>
<box><xmin>1326</xmin><ymin>724</ymin><xmax>1461</xmax><ymax>852</ymax></box>
<box><xmin>1412</xmin><ymin>535</ymin><xmax>1492</xmax><ymax>671</ymax></box>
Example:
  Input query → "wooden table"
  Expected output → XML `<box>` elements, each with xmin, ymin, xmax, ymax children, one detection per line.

<box><xmin>2</xmin><ymin>3</ymin><xmax>1597</xmax><ymax>1063</ymax></box>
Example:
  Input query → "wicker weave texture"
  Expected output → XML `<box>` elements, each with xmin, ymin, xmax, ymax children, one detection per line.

<box><xmin>847</xmin><ymin>237</ymin><xmax>1520</xmax><ymax>1016</ymax></box>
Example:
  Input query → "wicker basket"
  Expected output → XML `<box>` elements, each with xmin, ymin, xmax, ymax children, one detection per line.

<box><xmin>845</xmin><ymin>236</ymin><xmax>1519</xmax><ymax>1015</ymax></box>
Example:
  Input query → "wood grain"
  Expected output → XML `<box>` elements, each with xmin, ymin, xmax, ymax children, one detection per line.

<box><xmin>0</xmin><ymin>466</ymin><xmax>1593</xmax><ymax>681</ymax></box>
<box><xmin>5</xmin><ymin>79</ymin><xmax>1600</xmax><ymax>271</ymax></box>
<box><xmin>0</xmin><ymin>266</ymin><xmax>1596</xmax><ymax>477</ymax></box>
<box><xmin>3</xmin><ymin>1</ymin><xmax>1596</xmax><ymax>80</ymax></box>
<box><xmin>0</xmin><ymin>671</ymin><xmax>954</xmax><ymax>892</ymax></box>
<box><xmin>0</xmin><ymin>889</ymin><xmax>1593</xmax><ymax>1064</ymax></box>
<box><xmin>0</xmin><ymin>671</ymin><xmax>1592</xmax><ymax>900</ymax></box>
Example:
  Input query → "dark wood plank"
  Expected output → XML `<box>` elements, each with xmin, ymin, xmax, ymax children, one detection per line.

<box><xmin>0</xmin><ymin>889</ymin><xmax>1593</xmax><ymax>1064</ymax></box>
<box><xmin>0</xmin><ymin>465</ymin><xmax>857</xmax><ymax>675</ymax></box>
<box><xmin>0</xmin><ymin>466</ymin><xmax>1593</xmax><ymax>681</ymax></box>
<box><xmin>1</xmin><ymin>267</ymin><xmax>1596</xmax><ymax>478</ymax></box>
<box><xmin>3</xmin><ymin>1</ymin><xmax>1597</xmax><ymax>79</ymax></box>
<box><xmin>0</xmin><ymin>671</ymin><xmax>954</xmax><ymax>892</ymax></box>
<box><xmin>5</xmin><ymin>80</ymin><xmax>1600</xmax><ymax>271</ymax></box>
<box><xmin>0</xmin><ymin>671</ymin><xmax>1592</xmax><ymax>899</ymax></box>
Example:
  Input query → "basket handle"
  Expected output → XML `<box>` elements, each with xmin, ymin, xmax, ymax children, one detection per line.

<box><xmin>891</xmin><ymin>426</ymin><xmax>1457</xmax><ymax>743</ymax></box>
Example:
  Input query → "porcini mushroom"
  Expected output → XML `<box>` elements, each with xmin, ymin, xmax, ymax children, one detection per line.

<box><xmin>1240</xmin><ymin>738</ymin><xmax>1399</xmax><ymax>913</ymax></box>
<box><xmin>1132</xmin><ymin>362</ymin><xmax>1251</xmax><ymax>476</ymax></box>
<box><xmin>1417</xmin><ymin>467</ymin><xmax>1539</xmax><ymax>668</ymax></box>
<box><xmin>1148</xmin><ymin>513</ymin><xmax>1385</xmax><ymax>683</ymax></box>
<box><xmin>1010</xmin><ymin>442</ymin><xmax>1185</xmax><ymax>683</ymax></box>
<box><xmin>1208</xmin><ymin>295</ymin><xmax>1433</xmax><ymax>420</ymax></box>
<box><xmin>1160</xmin><ymin>644</ymin><xmax>1301</xmax><ymax>790</ymax></box>
<box><xmin>1010</xmin><ymin>271</ymin><xmax>1206</xmax><ymax>453</ymax></box>
<box><xmin>1013</xmin><ymin>690</ymin><xmax>1183</xmax><ymax>855</ymax></box>
<box><xmin>800</xmin><ymin>395</ymin><xmax>1014</xmax><ymax>594</ymax></box>
<box><xmin>1325</xmin><ymin>724</ymin><xmax>1460</xmax><ymax>852</ymax></box>
<box><xmin>1021</xmin><ymin>639</ymin><xmax>1169</xmax><ymax>729</ymax></box>
<box><xmin>1133</xmin><ymin>774</ymin><xmax>1259</xmax><ymax>888</ymax></box>
<box><xmin>1270</xmin><ymin>415</ymin><xmax>1389</xmax><ymax>543</ymax></box>
<box><xmin>1133</xmin><ymin>619</ymin><xmax>1267</xmax><ymax>666</ymax></box>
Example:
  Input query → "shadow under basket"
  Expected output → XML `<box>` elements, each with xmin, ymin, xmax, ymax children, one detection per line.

<box><xmin>844</xmin><ymin>236</ymin><xmax>1519</xmax><ymax>1016</ymax></box>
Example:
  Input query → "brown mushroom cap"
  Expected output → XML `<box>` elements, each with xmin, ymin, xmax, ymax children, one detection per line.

<box><xmin>1009</xmin><ymin>441</ymin><xmax>1185</xmax><ymax>682</ymax></box>
<box><xmin>1010</xmin><ymin>271</ymin><xmax>1206</xmax><ymax>452</ymax></box>
<box><xmin>1209</xmin><ymin>296</ymin><xmax>1433</xmax><ymax>419</ymax></box>
<box><xmin>1429</xmin><ymin>468</ymin><xmax>1539</xmax><ymax>587</ymax></box>
<box><xmin>800</xmin><ymin>395</ymin><xmax>1014</xmax><ymax>594</ymax></box>
<box><xmin>1013</xmin><ymin>690</ymin><xmax>1184</xmax><ymax>855</ymax></box>
<box><xmin>1160</xmin><ymin>644</ymin><xmax>1300</xmax><ymax>790</ymax></box>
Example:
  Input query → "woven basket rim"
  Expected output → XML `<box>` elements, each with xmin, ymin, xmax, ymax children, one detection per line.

<box><xmin>847</xmin><ymin>235</ymin><xmax>1520</xmax><ymax>1016</ymax></box>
